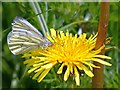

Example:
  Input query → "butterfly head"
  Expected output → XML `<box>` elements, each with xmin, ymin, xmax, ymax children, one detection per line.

<box><xmin>43</xmin><ymin>38</ymin><xmax>53</xmax><ymax>48</ymax></box>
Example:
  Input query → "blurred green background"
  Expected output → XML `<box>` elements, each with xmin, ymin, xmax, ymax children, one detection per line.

<box><xmin>2</xmin><ymin>2</ymin><xmax>119</xmax><ymax>88</ymax></box>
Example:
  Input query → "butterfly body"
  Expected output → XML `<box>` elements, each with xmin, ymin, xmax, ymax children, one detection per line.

<box><xmin>7</xmin><ymin>16</ymin><xmax>52</xmax><ymax>55</ymax></box>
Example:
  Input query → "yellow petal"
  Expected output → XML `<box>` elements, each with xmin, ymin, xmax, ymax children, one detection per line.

<box><xmin>81</xmin><ymin>33</ymin><xmax>87</xmax><ymax>39</ymax></box>
<box><xmin>88</xmin><ymin>34</ymin><xmax>93</xmax><ymax>40</ymax></box>
<box><xmin>41</xmin><ymin>61</ymin><xmax>57</xmax><ymax>69</ymax></box>
<box><xmin>84</xmin><ymin>68</ymin><xmax>94</xmax><ymax>77</ymax></box>
<box><xmin>33</xmin><ymin>57</ymin><xmax>46</xmax><ymax>60</ymax></box>
<box><xmin>91</xmin><ymin>58</ymin><xmax>112</xmax><ymax>66</ymax></box>
<box><xmin>22</xmin><ymin>54</ymin><xmax>32</xmax><ymax>58</ymax></box>
<box><xmin>64</xmin><ymin>65</ymin><xmax>70</xmax><ymax>81</ymax></box>
<box><xmin>34</xmin><ymin>67</ymin><xmax>44</xmax><ymax>73</ymax></box>
<box><xmin>24</xmin><ymin>59</ymin><xmax>37</xmax><ymax>67</ymax></box>
<box><xmin>33</xmin><ymin>63</ymin><xmax>43</xmax><ymax>67</ymax></box>
<box><xmin>46</xmin><ymin>32</ymin><xmax>54</xmax><ymax>43</ymax></box>
<box><xmin>26</xmin><ymin>63</ymin><xmax>35</xmax><ymax>67</ymax></box>
<box><xmin>105</xmin><ymin>37</ymin><xmax>112</xmax><ymax>44</ymax></box>
<box><xmin>80</xmin><ymin>64</ymin><xmax>94</xmax><ymax>77</ymax></box>
<box><xmin>91</xmin><ymin>33</ymin><xmax>98</xmax><ymax>40</ymax></box>
<box><xmin>50</xmin><ymin>29</ymin><xmax>58</xmax><ymax>42</ymax></box>
<box><xmin>70</xmin><ymin>33</ymin><xmax>72</xmax><ymax>38</ymax></box>
<box><xmin>94</xmin><ymin>55</ymin><xmax>111</xmax><ymax>59</ymax></box>
<box><xmin>28</xmin><ymin>66</ymin><xmax>40</xmax><ymax>74</ymax></box>
<box><xmin>37</xmin><ymin>68</ymin><xmax>51</xmax><ymax>83</ymax></box>
<box><xmin>60</xmin><ymin>31</ymin><xmax>65</xmax><ymax>38</ymax></box>
<box><xmin>57</xmin><ymin>63</ymin><xmax>65</xmax><ymax>74</ymax></box>
<box><xmin>75</xmin><ymin>34</ymin><xmax>77</xmax><ymax>39</ymax></box>
<box><xmin>41</xmin><ymin>63</ymin><xmax>53</xmax><ymax>69</ymax></box>
<box><xmin>105</xmin><ymin>46</ymin><xmax>114</xmax><ymax>51</ymax></box>
<box><xmin>93</xmin><ymin>45</ymin><xmax>105</xmax><ymax>54</ymax></box>
<box><xmin>24</xmin><ymin>59</ymin><xmax>35</xmax><ymax>64</ymax></box>
<box><xmin>74</xmin><ymin>66</ymin><xmax>80</xmax><ymax>86</ymax></box>
<box><xmin>74</xmin><ymin>62</ymin><xmax>83</xmax><ymax>70</ymax></box>
<box><xmin>76</xmin><ymin>65</ymin><xmax>83</xmax><ymax>70</ymax></box>
<box><xmin>50</xmin><ymin>28</ymin><xmax>56</xmax><ymax>38</ymax></box>
<box><xmin>32</xmin><ymin>70</ymin><xmax>43</xmax><ymax>79</ymax></box>
<box><xmin>33</xmin><ymin>61</ymin><xmax>49</xmax><ymax>67</ymax></box>
<box><xmin>66</xmin><ymin>30</ymin><xmax>69</xmax><ymax>36</ymax></box>
<box><xmin>83</xmin><ymin>62</ymin><xmax>93</xmax><ymax>70</ymax></box>
<box><xmin>82</xmin><ymin>61</ymin><xmax>100</xmax><ymax>69</ymax></box>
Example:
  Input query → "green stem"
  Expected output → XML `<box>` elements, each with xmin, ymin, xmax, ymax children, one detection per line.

<box><xmin>29</xmin><ymin>1</ymin><xmax>49</xmax><ymax>37</ymax></box>
<box><xmin>92</xmin><ymin>1</ymin><xmax>109</xmax><ymax>88</ymax></box>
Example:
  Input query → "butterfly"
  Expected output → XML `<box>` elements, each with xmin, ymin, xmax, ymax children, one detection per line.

<box><xmin>7</xmin><ymin>16</ymin><xmax>52</xmax><ymax>55</ymax></box>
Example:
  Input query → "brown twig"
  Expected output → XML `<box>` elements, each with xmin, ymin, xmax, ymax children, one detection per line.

<box><xmin>92</xmin><ymin>1</ymin><xmax>109</xmax><ymax>88</ymax></box>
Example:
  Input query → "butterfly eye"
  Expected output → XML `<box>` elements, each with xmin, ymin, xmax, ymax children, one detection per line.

<box><xmin>43</xmin><ymin>38</ymin><xmax>53</xmax><ymax>48</ymax></box>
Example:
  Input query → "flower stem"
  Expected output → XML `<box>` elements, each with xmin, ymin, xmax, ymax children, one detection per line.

<box><xmin>92</xmin><ymin>1</ymin><xmax>109</xmax><ymax>88</ymax></box>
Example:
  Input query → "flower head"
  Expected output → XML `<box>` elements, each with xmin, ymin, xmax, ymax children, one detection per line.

<box><xmin>23</xmin><ymin>29</ymin><xmax>111</xmax><ymax>86</ymax></box>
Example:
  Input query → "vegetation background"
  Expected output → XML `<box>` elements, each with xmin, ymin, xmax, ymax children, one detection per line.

<box><xmin>2</xmin><ymin>2</ymin><xmax>119</xmax><ymax>88</ymax></box>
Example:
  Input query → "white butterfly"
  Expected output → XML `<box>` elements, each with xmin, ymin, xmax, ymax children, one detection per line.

<box><xmin>7</xmin><ymin>16</ymin><xmax>52</xmax><ymax>55</ymax></box>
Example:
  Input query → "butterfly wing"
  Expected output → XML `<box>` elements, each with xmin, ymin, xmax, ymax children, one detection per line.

<box><xmin>7</xmin><ymin>16</ymin><xmax>44</xmax><ymax>55</ymax></box>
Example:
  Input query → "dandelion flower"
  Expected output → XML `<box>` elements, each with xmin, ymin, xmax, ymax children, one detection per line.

<box><xmin>22</xmin><ymin>29</ymin><xmax>112</xmax><ymax>86</ymax></box>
